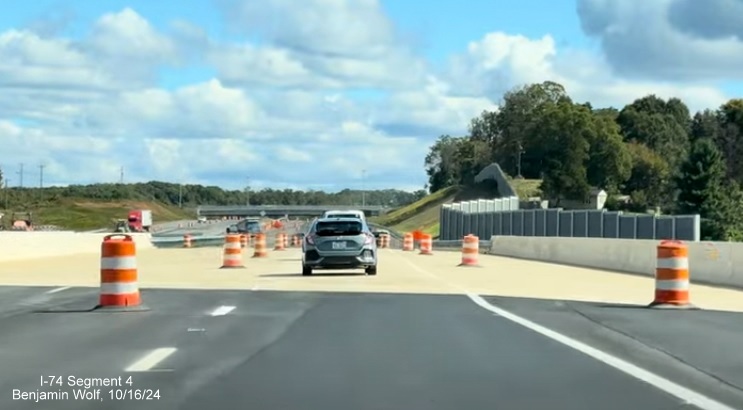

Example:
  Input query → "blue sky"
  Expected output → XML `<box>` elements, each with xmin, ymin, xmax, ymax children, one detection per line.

<box><xmin>0</xmin><ymin>0</ymin><xmax>739</xmax><ymax>191</ymax></box>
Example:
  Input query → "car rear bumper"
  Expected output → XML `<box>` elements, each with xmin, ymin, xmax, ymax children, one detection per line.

<box><xmin>303</xmin><ymin>249</ymin><xmax>376</xmax><ymax>269</ymax></box>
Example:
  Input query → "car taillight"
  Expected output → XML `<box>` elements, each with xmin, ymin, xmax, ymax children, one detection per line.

<box><xmin>306</xmin><ymin>234</ymin><xmax>316</xmax><ymax>245</ymax></box>
<box><xmin>364</xmin><ymin>233</ymin><xmax>374</xmax><ymax>245</ymax></box>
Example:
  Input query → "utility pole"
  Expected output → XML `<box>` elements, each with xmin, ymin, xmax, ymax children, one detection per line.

<box><xmin>119</xmin><ymin>166</ymin><xmax>124</xmax><ymax>184</ymax></box>
<box><xmin>361</xmin><ymin>169</ymin><xmax>366</xmax><ymax>206</ymax></box>
<box><xmin>39</xmin><ymin>164</ymin><xmax>45</xmax><ymax>188</ymax></box>
<box><xmin>245</xmin><ymin>177</ymin><xmax>250</xmax><ymax>206</ymax></box>
<box><xmin>17</xmin><ymin>163</ymin><xmax>24</xmax><ymax>188</ymax></box>
<box><xmin>516</xmin><ymin>142</ymin><xmax>525</xmax><ymax>178</ymax></box>
<box><xmin>178</xmin><ymin>183</ymin><xmax>183</xmax><ymax>208</ymax></box>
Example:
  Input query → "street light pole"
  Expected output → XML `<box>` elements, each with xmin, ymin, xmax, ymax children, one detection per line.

<box><xmin>178</xmin><ymin>184</ymin><xmax>183</xmax><ymax>208</ymax></box>
<box><xmin>361</xmin><ymin>169</ymin><xmax>366</xmax><ymax>206</ymax></box>
<box><xmin>245</xmin><ymin>177</ymin><xmax>250</xmax><ymax>206</ymax></box>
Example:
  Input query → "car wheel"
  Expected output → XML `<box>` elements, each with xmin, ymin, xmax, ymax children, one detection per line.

<box><xmin>365</xmin><ymin>266</ymin><xmax>377</xmax><ymax>276</ymax></box>
<box><xmin>302</xmin><ymin>265</ymin><xmax>312</xmax><ymax>276</ymax></box>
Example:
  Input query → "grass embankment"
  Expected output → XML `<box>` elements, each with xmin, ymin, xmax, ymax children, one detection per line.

<box><xmin>4</xmin><ymin>199</ymin><xmax>194</xmax><ymax>231</ymax></box>
<box><xmin>508</xmin><ymin>177</ymin><xmax>542</xmax><ymax>199</ymax></box>
<box><xmin>370</xmin><ymin>185</ymin><xmax>461</xmax><ymax>238</ymax></box>
<box><xmin>371</xmin><ymin>179</ymin><xmax>543</xmax><ymax>238</ymax></box>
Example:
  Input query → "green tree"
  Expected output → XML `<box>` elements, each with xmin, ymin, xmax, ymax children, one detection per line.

<box><xmin>675</xmin><ymin>138</ymin><xmax>735</xmax><ymax>240</ymax></box>
<box><xmin>424</xmin><ymin>135</ymin><xmax>464</xmax><ymax>193</ymax></box>
<box><xmin>690</xmin><ymin>109</ymin><xmax>721</xmax><ymax>143</ymax></box>
<box><xmin>535</xmin><ymin>101</ymin><xmax>591</xmax><ymax>202</ymax></box>
<box><xmin>454</xmin><ymin>137</ymin><xmax>492</xmax><ymax>186</ymax></box>
<box><xmin>424</xmin><ymin>135</ymin><xmax>491</xmax><ymax>192</ymax></box>
<box><xmin>585</xmin><ymin>112</ymin><xmax>632</xmax><ymax>192</ymax></box>
<box><xmin>716</xmin><ymin>99</ymin><xmax>743</xmax><ymax>183</ymax></box>
<box><xmin>616</xmin><ymin>94</ymin><xmax>690</xmax><ymax>171</ymax></box>
<box><xmin>593</xmin><ymin>107</ymin><xmax>620</xmax><ymax>121</ymax></box>
<box><xmin>488</xmin><ymin>81</ymin><xmax>571</xmax><ymax>178</ymax></box>
<box><xmin>624</xmin><ymin>142</ymin><xmax>671</xmax><ymax>209</ymax></box>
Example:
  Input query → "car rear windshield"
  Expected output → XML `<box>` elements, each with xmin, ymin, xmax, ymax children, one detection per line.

<box><xmin>315</xmin><ymin>221</ymin><xmax>363</xmax><ymax>236</ymax></box>
<box><xmin>326</xmin><ymin>213</ymin><xmax>360</xmax><ymax>219</ymax></box>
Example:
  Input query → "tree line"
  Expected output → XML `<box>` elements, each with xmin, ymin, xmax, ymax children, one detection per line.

<box><xmin>0</xmin><ymin>177</ymin><xmax>427</xmax><ymax>209</ymax></box>
<box><xmin>424</xmin><ymin>81</ymin><xmax>743</xmax><ymax>240</ymax></box>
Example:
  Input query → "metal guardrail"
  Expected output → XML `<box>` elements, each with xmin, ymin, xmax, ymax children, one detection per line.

<box><xmin>150</xmin><ymin>234</ymin><xmax>225</xmax><ymax>248</ymax></box>
<box><xmin>432</xmin><ymin>239</ymin><xmax>492</xmax><ymax>253</ymax></box>
<box><xmin>150</xmin><ymin>230</ymin><xmax>492</xmax><ymax>253</ymax></box>
<box><xmin>367</xmin><ymin>222</ymin><xmax>404</xmax><ymax>240</ymax></box>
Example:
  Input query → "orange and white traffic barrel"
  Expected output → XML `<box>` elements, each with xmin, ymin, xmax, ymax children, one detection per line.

<box><xmin>240</xmin><ymin>234</ymin><xmax>248</xmax><ymax>248</ymax></box>
<box><xmin>282</xmin><ymin>233</ymin><xmax>289</xmax><ymax>249</ymax></box>
<box><xmin>274</xmin><ymin>233</ymin><xmax>286</xmax><ymax>251</ymax></box>
<box><xmin>253</xmin><ymin>233</ymin><xmax>268</xmax><ymax>258</ymax></box>
<box><xmin>419</xmin><ymin>234</ymin><xmax>433</xmax><ymax>255</ymax></box>
<box><xmin>98</xmin><ymin>234</ymin><xmax>145</xmax><ymax>310</ymax></box>
<box><xmin>292</xmin><ymin>234</ymin><xmax>301</xmax><ymax>247</ymax></box>
<box><xmin>183</xmin><ymin>234</ymin><xmax>192</xmax><ymax>248</ymax></box>
<box><xmin>650</xmin><ymin>240</ymin><xmax>694</xmax><ymax>308</ymax></box>
<box><xmin>380</xmin><ymin>234</ymin><xmax>390</xmax><ymax>248</ymax></box>
<box><xmin>221</xmin><ymin>234</ymin><xmax>245</xmax><ymax>269</ymax></box>
<box><xmin>458</xmin><ymin>235</ymin><xmax>480</xmax><ymax>267</ymax></box>
<box><xmin>402</xmin><ymin>233</ymin><xmax>414</xmax><ymax>251</ymax></box>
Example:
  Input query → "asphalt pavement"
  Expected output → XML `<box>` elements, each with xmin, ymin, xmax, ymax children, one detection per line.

<box><xmin>1</xmin><ymin>286</ymin><xmax>739</xmax><ymax>410</ymax></box>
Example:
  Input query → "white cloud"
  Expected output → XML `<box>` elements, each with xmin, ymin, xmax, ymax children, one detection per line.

<box><xmin>445</xmin><ymin>31</ymin><xmax>730</xmax><ymax>113</ymax></box>
<box><xmin>219</xmin><ymin>0</ymin><xmax>397</xmax><ymax>58</ymax></box>
<box><xmin>373</xmin><ymin>76</ymin><xmax>497</xmax><ymax>137</ymax></box>
<box><xmin>87</xmin><ymin>8</ymin><xmax>177</xmax><ymax>63</ymax></box>
<box><xmin>208</xmin><ymin>43</ymin><xmax>343</xmax><ymax>90</ymax></box>
<box><xmin>211</xmin><ymin>0</ymin><xmax>427</xmax><ymax>91</ymax></box>
<box><xmin>577</xmin><ymin>0</ymin><xmax>743</xmax><ymax>81</ymax></box>
<box><xmin>0</xmin><ymin>2</ymin><xmax>739</xmax><ymax>192</ymax></box>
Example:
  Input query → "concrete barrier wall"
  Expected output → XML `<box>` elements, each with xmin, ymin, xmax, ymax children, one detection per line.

<box><xmin>488</xmin><ymin>236</ymin><xmax>742</xmax><ymax>288</ymax></box>
<box><xmin>0</xmin><ymin>232</ymin><xmax>154</xmax><ymax>262</ymax></box>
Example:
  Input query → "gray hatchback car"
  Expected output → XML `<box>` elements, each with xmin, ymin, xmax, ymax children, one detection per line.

<box><xmin>302</xmin><ymin>217</ymin><xmax>378</xmax><ymax>276</ymax></box>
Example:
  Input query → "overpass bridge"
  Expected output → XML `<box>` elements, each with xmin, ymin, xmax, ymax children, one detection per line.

<box><xmin>196</xmin><ymin>205</ymin><xmax>390</xmax><ymax>218</ymax></box>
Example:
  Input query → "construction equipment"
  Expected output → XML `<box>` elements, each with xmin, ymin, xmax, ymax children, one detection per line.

<box><xmin>10</xmin><ymin>212</ymin><xmax>32</xmax><ymax>231</ymax></box>
<box><xmin>113</xmin><ymin>219</ymin><xmax>131</xmax><ymax>233</ymax></box>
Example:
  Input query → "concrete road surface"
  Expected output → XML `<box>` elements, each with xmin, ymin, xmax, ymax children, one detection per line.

<box><xmin>1</xmin><ymin>248</ymin><xmax>743</xmax><ymax>409</ymax></box>
<box><xmin>0</xmin><ymin>287</ymin><xmax>741</xmax><ymax>409</ymax></box>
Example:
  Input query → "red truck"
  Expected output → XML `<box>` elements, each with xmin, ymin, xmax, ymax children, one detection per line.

<box><xmin>127</xmin><ymin>210</ymin><xmax>153</xmax><ymax>232</ymax></box>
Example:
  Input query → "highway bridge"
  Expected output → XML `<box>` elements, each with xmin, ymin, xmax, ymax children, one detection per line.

<box><xmin>196</xmin><ymin>204</ymin><xmax>390</xmax><ymax>218</ymax></box>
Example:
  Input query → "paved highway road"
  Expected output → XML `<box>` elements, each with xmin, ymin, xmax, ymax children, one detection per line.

<box><xmin>0</xmin><ymin>285</ymin><xmax>742</xmax><ymax>409</ymax></box>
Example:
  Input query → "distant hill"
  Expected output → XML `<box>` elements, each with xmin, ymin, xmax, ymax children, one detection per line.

<box><xmin>0</xmin><ymin>181</ymin><xmax>425</xmax><ymax>231</ymax></box>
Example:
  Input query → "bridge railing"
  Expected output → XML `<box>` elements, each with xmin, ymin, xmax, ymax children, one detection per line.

<box><xmin>196</xmin><ymin>205</ymin><xmax>391</xmax><ymax>217</ymax></box>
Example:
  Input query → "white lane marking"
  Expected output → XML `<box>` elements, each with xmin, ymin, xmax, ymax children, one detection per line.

<box><xmin>403</xmin><ymin>257</ymin><xmax>735</xmax><ymax>410</ymax></box>
<box><xmin>466</xmin><ymin>294</ymin><xmax>735</xmax><ymax>410</ymax></box>
<box><xmin>403</xmin><ymin>258</ymin><xmax>468</xmax><ymax>293</ymax></box>
<box><xmin>209</xmin><ymin>305</ymin><xmax>236</xmax><ymax>316</ymax></box>
<box><xmin>46</xmin><ymin>286</ymin><xmax>71</xmax><ymax>294</ymax></box>
<box><xmin>125</xmin><ymin>348</ymin><xmax>177</xmax><ymax>372</ymax></box>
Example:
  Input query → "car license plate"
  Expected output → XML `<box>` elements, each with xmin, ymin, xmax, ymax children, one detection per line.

<box><xmin>332</xmin><ymin>241</ymin><xmax>347</xmax><ymax>250</ymax></box>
